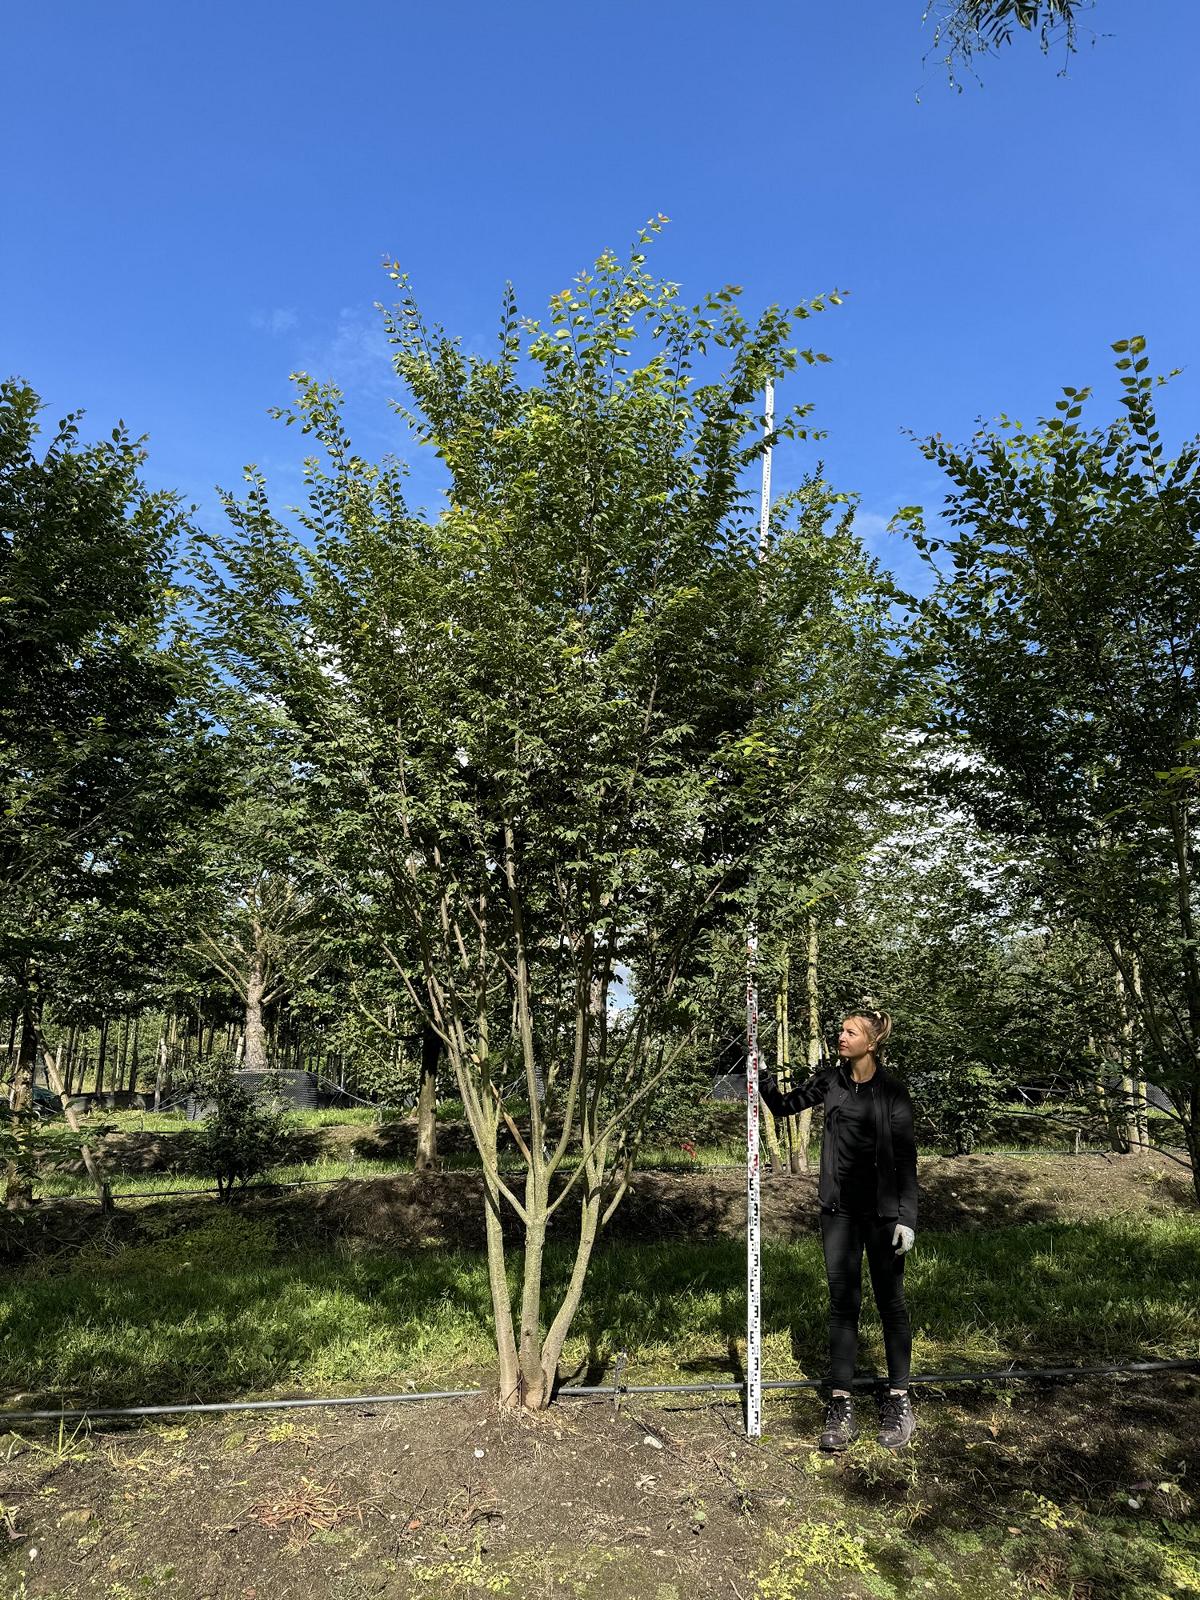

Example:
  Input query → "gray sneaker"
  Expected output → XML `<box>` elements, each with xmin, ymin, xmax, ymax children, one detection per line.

<box><xmin>819</xmin><ymin>1393</ymin><xmax>858</xmax><ymax>1451</ymax></box>
<box><xmin>877</xmin><ymin>1390</ymin><xmax>916</xmax><ymax>1450</ymax></box>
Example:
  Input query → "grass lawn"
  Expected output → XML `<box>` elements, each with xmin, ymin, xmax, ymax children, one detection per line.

<box><xmin>2</xmin><ymin>1211</ymin><xmax>1196</xmax><ymax>1408</ymax></box>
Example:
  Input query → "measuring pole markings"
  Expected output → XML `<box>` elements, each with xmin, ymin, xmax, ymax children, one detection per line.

<box><xmin>746</xmin><ymin>932</ymin><xmax>762</xmax><ymax>1438</ymax></box>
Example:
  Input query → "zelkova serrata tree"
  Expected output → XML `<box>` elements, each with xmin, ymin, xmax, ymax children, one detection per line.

<box><xmin>185</xmin><ymin>687</ymin><xmax>329</xmax><ymax>1074</ymax></box>
<box><xmin>195</xmin><ymin>228</ymin><xmax>862</xmax><ymax>1406</ymax></box>
<box><xmin>900</xmin><ymin>340</ymin><xmax>1200</xmax><ymax>1199</ymax></box>
<box><xmin>1</xmin><ymin>380</ymin><xmax>200</xmax><ymax>1208</ymax></box>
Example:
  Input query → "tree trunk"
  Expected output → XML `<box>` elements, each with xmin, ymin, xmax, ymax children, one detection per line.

<box><xmin>36</xmin><ymin>1028</ymin><xmax>112</xmax><ymax>1211</ymax></box>
<box><xmin>760</xmin><ymin>1100</ymin><xmax>784</xmax><ymax>1170</ymax></box>
<box><xmin>128</xmin><ymin>1013</ymin><xmax>141</xmax><ymax>1096</ymax></box>
<box><xmin>5</xmin><ymin>999</ymin><xmax>37</xmax><ymax>1209</ymax></box>
<box><xmin>62</xmin><ymin>1023</ymin><xmax>79</xmax><ymax>1097</ymax></box>
<box><xmin>117</xmin><ymin>1015</ymin><xmax>130</xmax><ymax>1093</ymax></box>
<box><xmin>517</xmin><ymin>1204</ymin><xmax>550</xmax><ymax>1407</ymax></box>
<box><xmin>95</xmin><ymin>1017</ymin><xmax>108</xmax><ymax>1097</ymax></box>
<box><xmin>1087</xmin><ymin>1030</ymin><xmax>1125</xmax><ymax>1153</ymax></box>
<box><xmin>774</xmin><ymin>965</ymin><xmax>794</xmax><ymax>1175</ymax></box>
<box><xmin>1164</xmin><ymin>801</ymin><xmax>1200</xmax><ymax>1200</ymax></box>
<box><xmin>790</xmin><ymin>914</ymin><xmax>822</xmax><ymax>1174</ymax></box>
<box><xmin>475</xmin><ymin>1044</ymin><xmax>521</xmax><ymax>1405</ymax></box>
<box><xmin>244</xmin><ymin>948</ymin><xmax>269</xmax><ymax>1074</ymax></box>
<box><xmin>154</xmin><ymin>1032</ymin><xmax>168</xmax><ymax>1112</ymax></box>
<box><xmin>415</xmin><ymin>1022</ymin><xmax>439</xmax><ymax>1170</ymax></box>
<box><xmin>1114</xmin><ymin>945</ymin><xmax>1143</xmax><ymax>1155</ymax></box>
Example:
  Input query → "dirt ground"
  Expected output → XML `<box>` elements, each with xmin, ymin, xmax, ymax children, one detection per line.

<box><xmin>281</xmin><ymin>1146</ymin><xmax>1200</xmax><ymax>1254</ymax></box>
<box><xmin>2</xmin><ymin>1371</ymin><xmax>1197</xmax><ymax>1600</ymax></box>
<box><xmin>2</xmin><ymin>1148</ymin><xmax>1193</xmax><ymax>1268</ymax></box>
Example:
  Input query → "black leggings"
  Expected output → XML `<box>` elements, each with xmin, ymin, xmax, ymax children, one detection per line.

<box><xmin>819</xmin><ymin>1208</ymin><xmax>912</xmax><ymax>1391</ymax></box>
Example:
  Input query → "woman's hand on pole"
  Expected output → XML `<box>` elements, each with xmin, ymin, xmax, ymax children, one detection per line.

<box><xmin>892</xmin><ymin>1224</ymin><xmax>915</xmax><ymax>1256</ymax></box>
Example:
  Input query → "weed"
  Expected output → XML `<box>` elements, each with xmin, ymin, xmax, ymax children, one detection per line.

<box><xmin>752</xmin><ymin>1521</ymin><xmax>879</xmax><ymax>1597</ymax></box>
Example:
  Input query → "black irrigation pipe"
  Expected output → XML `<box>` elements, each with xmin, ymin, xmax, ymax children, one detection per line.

<box><xmin>3</xmin><ymin>1358</ymin><xmax>1197</xmax><ymax>1427</ymax></box>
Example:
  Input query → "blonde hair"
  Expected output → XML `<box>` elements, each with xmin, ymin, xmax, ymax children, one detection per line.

<box><xmin>844</xmin><ymin>1007</ymin><xmax>893</xmax><ymax>1060</ymax></box>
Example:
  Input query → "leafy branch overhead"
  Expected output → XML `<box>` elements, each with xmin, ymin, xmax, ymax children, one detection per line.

<box><xmin>922</xmin><ymin>0</ymin><xmax>1095</xmax><ymax>79</ymax></box>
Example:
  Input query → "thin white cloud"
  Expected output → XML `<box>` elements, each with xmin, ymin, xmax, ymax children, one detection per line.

<box><xmin>251</xmin><ymin>307</ymin><xmax>299</xmax><ymax>335</ymax></box>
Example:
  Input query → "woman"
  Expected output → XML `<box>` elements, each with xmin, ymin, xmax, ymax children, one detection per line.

<box><xmin>759</xmin><ymin>1008</ymin><xmax>918</xmax><ymax>1451</ymax></box>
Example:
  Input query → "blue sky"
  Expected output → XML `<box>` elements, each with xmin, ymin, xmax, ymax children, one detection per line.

<box><xmin>4</xmin><ymin>2</ymin><xmax>1197</xmax><ymax>596</ymax></box>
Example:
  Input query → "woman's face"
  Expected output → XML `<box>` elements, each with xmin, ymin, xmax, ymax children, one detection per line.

<box><xmin>838</xmin><ymin>1016</ymin><xmax>876</xmax><ymax>1063</ymax></box>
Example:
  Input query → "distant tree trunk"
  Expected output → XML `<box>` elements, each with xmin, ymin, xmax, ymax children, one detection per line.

<box><xmin>62</xmin><ymin>1024</ymin><xmax>79</xmax><ymax>1096</ymax></box>
<box><xmin>790</xmin><ymin>915</ymin><xmax>821</xmax><ymax>1174</ymax></box>
<box><xmin>415</xmin><ymin>1022</ymin><xmax>440</xmax><ymax>1170</ymax></box>
<box><xmin>773</xmin><ymin>963</ymin><xmax>793</xmax><ymax>1175</ymax></box>
<box><xmin>241</xmin><ymin>928</ymin><xmax>270</xmax><ymax>1075</ymax></box>
<box><xmin>117</xmin><ymin>1015</ymin><xmax>130</xmax><ymax>1093</ymax></box>
<box><xmin>5</xmin><ymin>999</ymin><xmax>37</xmax><ymax>1209</ymax></box>
<box><xmin>95</xmin><ymin>1017</ymin><xmax>109</xmax><ymax>1097</ymax></box>
<box><xmin>1087</xmin><ymin>1029</ymin><xmax>1125</xmax><ymax>1152</ymax></box>
<box><xmin>760</xmin><ymin>1097</ymin><xmax>784</xmax><ymax>1170</ymax></box>
<box><xmin>35</xmin><ymin>1025</ymin><xmax>112</xmax><ymax>1211</ymax></box>
<box><xmin>153</xmin><ymin>1029</ymin><xmax>168</xmax><ymax>1112</ymax></box>
<box><xmin>1114</xmin><ymin>945</ymin><xmax>1144</xmax><ymax>1155</ymax></box>
<box><xmin>128</xmin><ymin>1013</ymin><xmax>141</xmax><ymax>1096</ymax></box>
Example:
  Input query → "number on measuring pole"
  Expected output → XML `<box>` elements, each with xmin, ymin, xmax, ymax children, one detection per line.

<box><xmin>746</xmin><ymin>933</ymin><xmax>762</xmax><ymax>1439</ymax></box>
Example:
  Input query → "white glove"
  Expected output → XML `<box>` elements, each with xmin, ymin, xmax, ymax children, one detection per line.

<box><xmin>892</xmin><ymin>1224</ymin><xmax>915</xmax><ymax>1256</ymax></box>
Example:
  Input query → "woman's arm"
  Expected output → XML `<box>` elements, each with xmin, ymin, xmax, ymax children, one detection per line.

<box><xmin>891</xmin><ymin>1087</ymin><xmax>918</xmax><ymax>1229</ymax></box>
<box><xmin>758</xmin><ymin>1065</ymin><xmax>832</xmax><ymax>1119</ymax></box>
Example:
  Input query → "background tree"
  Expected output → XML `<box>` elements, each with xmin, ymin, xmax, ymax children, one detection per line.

<box><xmin>184</xmin><ymin>688</ymin><xmax>329</xmax><ymax>1076</ymax></box>
<box><xmin>0</xmin><ymin>379</ymin><xmax>200</xmax><ymax>1206</ymax></box>
<box><xmin>900</xmin><ymin>341</ymin><xmax>1200</xmax><ymax>1196</ymax></box>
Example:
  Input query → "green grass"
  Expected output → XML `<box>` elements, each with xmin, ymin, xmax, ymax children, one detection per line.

<box><xmin>30</xmin><ymin>1139</ymin><xmax>747</xmax><ymax>1199</ymax></box>
<box><xmin>31</xmin><ymin>1157</ymin><xmax>410</xmax><ymax>1199</ymax></box>
<box><xmin>2</xmin><ymin>1213</ymin><xmax>1196</xmax><ymax>1409</ymax></box>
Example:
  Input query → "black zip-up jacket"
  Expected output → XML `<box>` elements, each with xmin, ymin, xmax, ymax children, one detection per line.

<box><xmin>759</xmin><ymin>1060</ymin><xmax>918</xmax><ymax>1229</ymax></box>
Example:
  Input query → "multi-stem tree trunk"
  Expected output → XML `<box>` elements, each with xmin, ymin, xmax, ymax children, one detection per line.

<box><xmin>415</xmin><ymin>1022</ymin><xmax>439</xmax><ymax>1170</ymax></box>
<box><xmin>409</xmin><ymin>854</ymin><xmax>681</xmax><ymax>1410</ymax></box>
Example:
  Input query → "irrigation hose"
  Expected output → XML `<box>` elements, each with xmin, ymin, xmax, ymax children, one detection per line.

<box><xmin>2</xmin><ymin>1358</ymin><xmax>1196</xmax><ymax>1427</ymax></box>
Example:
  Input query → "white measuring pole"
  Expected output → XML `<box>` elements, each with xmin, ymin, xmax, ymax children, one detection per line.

<box><xmin>745</xmin><ymin>929</ymin><xmax>762</xmax><ymax>1438</ymax></box>
<box><xmin>745</xmin><ymin>380</ymin><xmax>773</xmax><ymax>1441</ymax></box>
<box><xmin>758</xmin><ymin>380</ymin><xmax>774</xmax><ymax>557</ymax></box>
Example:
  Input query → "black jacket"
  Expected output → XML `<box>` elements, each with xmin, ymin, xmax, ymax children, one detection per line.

<box><xmin>759</xmin><ymin>1060</ymin><xmax>918</xmax><ymax>1228</ymax></box>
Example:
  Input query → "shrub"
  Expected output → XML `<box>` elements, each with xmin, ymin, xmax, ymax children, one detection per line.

<box><xmin>189</xmin><ymin>1057</ymin><xmax>290</xmax><ymax>1201</ymax></box>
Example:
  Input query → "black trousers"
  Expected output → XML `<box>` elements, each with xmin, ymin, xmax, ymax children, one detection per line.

<box><xmin>819</xmin><ymin>1207</ymin><xmax>912</xmax><ymax>1391</ymax></box>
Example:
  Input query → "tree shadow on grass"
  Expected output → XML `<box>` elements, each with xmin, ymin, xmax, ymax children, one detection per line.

<box><xmin>831</xmin><ymin>1371</ymin><xmax>1200</xmax><ymax>1588</ymax></box>
<box><xmin>0</xmin><ymin>1209</ymin><xmax>500</xmax><ymax>1412</ymax></box>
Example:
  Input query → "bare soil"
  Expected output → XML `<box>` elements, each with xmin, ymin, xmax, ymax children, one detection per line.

<box><xmin>2</xmin><ymin>1373</ymin><xmax>1197</xmax><ymax>1599</ymax></box>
